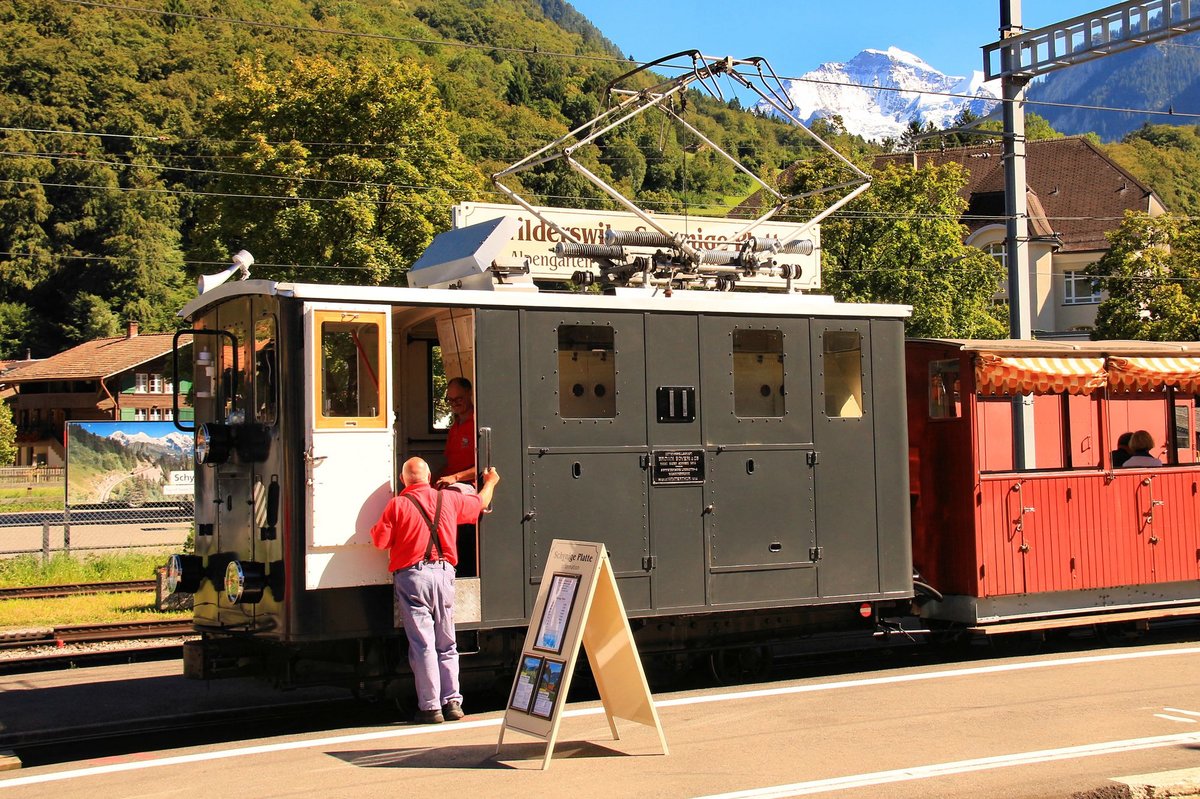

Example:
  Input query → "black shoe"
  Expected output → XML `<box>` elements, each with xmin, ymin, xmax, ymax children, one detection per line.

<box><xmin>442</xmin><ymin>701</ymin><xmax>465</xmax><ymax>721</ymax></box>
<box><xmin>413</xmin><ymin>708</ymin><xmax>444</xmax><ymax>724</ymax></box>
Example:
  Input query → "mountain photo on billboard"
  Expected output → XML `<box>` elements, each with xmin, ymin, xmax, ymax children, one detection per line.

<box><xmin>66</xmin><ymin>422</ymin><xmax>194</xmax><ymax>507</ymax></box>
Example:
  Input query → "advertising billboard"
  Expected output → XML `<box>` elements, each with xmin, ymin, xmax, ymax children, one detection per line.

<box><xmin>66</xmin><ymin>421</ymin><xmax>194</xmax><ymax>507</ymax></box>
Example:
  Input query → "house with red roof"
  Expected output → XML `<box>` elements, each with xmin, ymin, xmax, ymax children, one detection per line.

<box><xmin>3</xmin><ymin>323</ymin><xmax>192</xmax><ymax>466</ymax></box>
<box><xmin>734</xmin><ymin>136</ymin><xmax>1164</xmax><ymax>338</ymax></box>
<box><xmin>873</xmin><ymin>136</ymin><xmax>1165</xmax><ymax>337</ymax></box>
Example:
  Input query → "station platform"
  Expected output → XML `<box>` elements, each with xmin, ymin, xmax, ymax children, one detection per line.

<box><xmin>2</xmin><ymin>646</ymin><xmax>1200</xmax><ymax>798</ymax></box>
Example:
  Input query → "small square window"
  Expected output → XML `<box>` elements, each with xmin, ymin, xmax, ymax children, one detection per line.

<box><xmin>1064</xmin><ymin>271</ymin><xmax>1102</xmax><ymax>305</ymax></box>
<box><xmin>558</xmin><ymin>325</ymin><xmax>616</xmax><ymax>419</ymax></box>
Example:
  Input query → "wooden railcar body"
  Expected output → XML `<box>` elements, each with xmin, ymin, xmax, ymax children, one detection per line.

<box><xmin>906</xmin><ymin>339</ymin><xmax>1200</xmax><ymax>628</ymax></box>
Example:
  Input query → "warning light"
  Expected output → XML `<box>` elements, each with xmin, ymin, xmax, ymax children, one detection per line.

<box><xmin>858</xmin><ymin>603</ymin><xmax>873</xmax><ymax>619</ymax></box>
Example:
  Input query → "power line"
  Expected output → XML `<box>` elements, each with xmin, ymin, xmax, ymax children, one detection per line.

<box><xmin>0</xmin><ymin>150</ymin><xmax>475</xmax><ymax>193</ymax></box>
<box><xmin>0</xmin><ymin>251</ymin><xmax>369</xmax><ymax>271</ymax></box>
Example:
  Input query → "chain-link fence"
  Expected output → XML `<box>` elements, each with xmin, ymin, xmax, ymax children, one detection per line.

<box><xmin>0</xmin><ymin>494</ymin><xmax>194</xmax><ymax>562</ymax></box>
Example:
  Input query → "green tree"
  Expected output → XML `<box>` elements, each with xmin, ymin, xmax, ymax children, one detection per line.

<box><xmin>1087</xmin><ymin>212</ymin><xmax>1200</xmax><ymax>340</ymax></box>
<box><xmin>786</xmin><ymin>157</ymin><xmax>1006</xmax><ymax>338</ymax></box>
<box><xmin>193</xmin><ymin>57</ymin><xmax>484</xmax><ymax>285</ymax></box>
<box><xmin>0</xmin><ymin>399</ymin><xmax>13</xmax><ymax>466</ymax></box>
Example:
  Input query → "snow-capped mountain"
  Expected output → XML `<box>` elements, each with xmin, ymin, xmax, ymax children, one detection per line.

<box><xmin>110</xmin><ymin>429</ymin><xmax>194</xmax><ymax>455</ymax></box>
<box><xmin>759</xmin><ymin>47</ymin><xmax>1000</xmax><ymax>142</ymax></box>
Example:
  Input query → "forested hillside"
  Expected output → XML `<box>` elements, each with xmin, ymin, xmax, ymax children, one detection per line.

<box><xmin>0</xmin><ymin>0</ymin><xmax>811</xmax><ymax>358</ymax></box>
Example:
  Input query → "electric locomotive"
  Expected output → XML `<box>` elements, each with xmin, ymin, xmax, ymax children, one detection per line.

<box><xmin>164</xmin><ymin>229</ymin><xmax>915</xmax><ymax>689</ymax></box>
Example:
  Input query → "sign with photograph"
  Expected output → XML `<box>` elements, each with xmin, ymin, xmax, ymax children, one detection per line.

<box><xmin>454</xmin><ymin>202</ymin><xmax>821</xmax><ymax>291</ymax></box>
<box><xmin>66</xmin><ymin>421</ymin><xmax>194</xmax><ymax>507</ymax></box>
<box><xmin>497</xmin><ymin>539</ymin><xmax>668</xmax><ymax>770</ymax></box>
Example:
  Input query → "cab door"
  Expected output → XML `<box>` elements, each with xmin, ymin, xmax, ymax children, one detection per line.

<box><xmin>302</xmin><ymin>304</ymin><xmax>394</xmax><ymax>589</ymax></box>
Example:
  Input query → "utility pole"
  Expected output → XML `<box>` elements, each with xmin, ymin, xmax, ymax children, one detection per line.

<box><xmin>1000</xmin><ymin>0</ymin><xmax>1036</xmax><ymax>468</ymax></box>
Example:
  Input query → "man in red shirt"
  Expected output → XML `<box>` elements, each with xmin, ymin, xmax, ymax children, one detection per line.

<box><xmin>437</xmin><ymin>377</ymin><xmax>476</xmax><ymax>488</ymax></box>
<box><xmin>371</xmin><ymin>457</ymin><xmax>499</xmax><ymax>724</ymax></box>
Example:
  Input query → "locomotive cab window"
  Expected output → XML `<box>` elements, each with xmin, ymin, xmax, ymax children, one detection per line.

<box><xmin>733</xmin><ymin>329</ymin><xmax>784</xmax><ymax>417</ymax></box>
<box><xmin>314</xmin><ymin>311</ymin><xmax>387</xmax><ymax>429</ymax></box>
<box><xmin>823</xmin><ymin>330</ymin><xmax>863</xmax><ymax>419</ymax></box>
<box><xmin>254</xmin><ymin>316</ymin><xmax>277</xmax><ymax>426</ymax></box>
<box><xmin>558</xmin><ymin>325</ymin><xmax>615</xmax><ymax>418</ymax></box>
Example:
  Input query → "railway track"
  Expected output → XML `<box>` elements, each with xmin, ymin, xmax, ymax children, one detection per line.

<box><xmin>0</xmin><ymin>579</ymin><xmax>157</xmax><ymax>600</ymax></box>
<box><xmin>0</xmin><ymin>619</ymin><xmax>194</xmax><ymax>650</ymax></box>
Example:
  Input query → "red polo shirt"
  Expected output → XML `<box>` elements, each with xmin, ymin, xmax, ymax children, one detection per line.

<box><xmin>370</xmin><ymin>483</ymin><xmax>483</xmax><ymax>571</ymax></box>
<box><xmin>441</xmin><ymin>412</ymin><xmax>476</xmax><ymax>481</ymax></box>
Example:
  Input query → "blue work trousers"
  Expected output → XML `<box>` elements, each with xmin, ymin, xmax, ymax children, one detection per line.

<box><xmin>393</xmin><ymin>561</ymin><xmax>461</xmax><ymax>711</ymax></box>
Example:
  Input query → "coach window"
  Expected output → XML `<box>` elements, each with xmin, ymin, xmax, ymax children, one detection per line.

<box><xmin>734</xmin><ymin>329</ymin><xmax>784</xmax><ymax>417</ymax></box>
<box><xmin>823</xmin><ymin>331</ymin><xmax>863</xmax><ymax>418</ymax></box>
<box><xmin>253</xmin><ymin>316</ymin><xmax>277</xmax><ymax>426</ymax></box>
<box><xmin>315</xmin><ymin>311</ymin><xmax>386</xmax><ymax>428</ymax></box>
<box><xmin>558</xmin><ymin>325</ymin><xmax>615</xmax><ymax>418</ymax></box>
<box><xmin>929</xmin><ymin>360</ymin><xmax>961</xmax><ymax>419</ymax></box>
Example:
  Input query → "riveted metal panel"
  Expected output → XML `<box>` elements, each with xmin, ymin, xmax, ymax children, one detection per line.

<box><xmin>527</xmin><ymin>451</ymin><xmax>650</xmax><ymax>612</ymax></box>
<box><xmin>699</xmin><ymin>317</ymin><xmax>813</xmax><ymax>446</ymax></box>
<box><xmin>706</xmin><ymin>448</ymin><xmax>816</xmax><ymax>574</ymax></box>
<box><xmin>523</xmin><ymin>310</ymin><xmax>646</xmax><ymax>449</ymax></box>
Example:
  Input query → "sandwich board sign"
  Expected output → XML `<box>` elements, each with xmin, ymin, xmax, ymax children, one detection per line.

<box><xmin>497</xmin><ymin>539</ymin><xmax>668</xmax><ymax>769</ymax></box>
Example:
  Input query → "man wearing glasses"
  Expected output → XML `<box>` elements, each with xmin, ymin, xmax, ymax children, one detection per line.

<box><xmin>437</xmin><ymin>377</ymin><xmax>476</xmax><ymax>489</ymax></box>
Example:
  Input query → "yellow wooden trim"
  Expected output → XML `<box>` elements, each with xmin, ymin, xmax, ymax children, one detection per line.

<box><xmin>312</xmin><ymin>310</ymin><xmax>388</xmax><ymax>430</ymax></box>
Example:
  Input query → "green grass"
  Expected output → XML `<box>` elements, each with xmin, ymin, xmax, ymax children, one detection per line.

<box><xmin>0</xmin><ymin>553</ymin><xmax>185</xmax><ymax>629</ymax></box>
<box><xmin>0</xmin><ymin>593</ymin><xmax>188</xmax><ymax>628</ymax></box>
<box><xmin>0</xmin><ymin>485</ymin><xmax>63</xmax><ymax>514</ymax></box>
<box><xmin>0</xmin><ymin>552</ymin><xmax>168</xmax><ymax>588</ymax></box>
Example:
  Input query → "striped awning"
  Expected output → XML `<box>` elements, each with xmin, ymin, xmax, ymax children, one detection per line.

<box><xmin>1108</xmin><ymin>356</ymin><xmax>1200</xmax><ymax>394</ymax></box>
<box><xmin>975</xmin><ymin>354</ymin><xmax>1109</xmax><ymax>396</ymax></box>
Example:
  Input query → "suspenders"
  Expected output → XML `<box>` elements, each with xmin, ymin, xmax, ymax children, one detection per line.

<box><xmin>403</xmin><ymin>491</ymin><xmax>446</xmax><ymax>563</ymax></box>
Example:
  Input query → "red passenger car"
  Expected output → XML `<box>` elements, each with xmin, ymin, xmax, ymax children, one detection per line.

<box><xmin>906</xmin><ymin>339</ymin><xmax>1200</xmax><ymax>630</ymax></box>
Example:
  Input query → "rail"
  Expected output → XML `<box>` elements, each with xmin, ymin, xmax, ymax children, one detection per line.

<box><xmin>0</xmin><ymin>620</ymin><xmax>194</xmax><ymax>650</ymax></box>
<box><xmin>0</xmin><ymin>580</ymin><xmax>156</xmax><ymax>600</ymax></box>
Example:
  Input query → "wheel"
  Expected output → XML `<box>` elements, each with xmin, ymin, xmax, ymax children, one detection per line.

<box><xmin>708</xmin><ymin>645</ymin><xmax>773</xmax><ymax>685</ymax></box>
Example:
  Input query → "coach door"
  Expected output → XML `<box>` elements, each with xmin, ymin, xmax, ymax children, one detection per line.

<box><xmin>302</xmin><ymin>304</ymin><xmax>394</xmax><ymax>589</ymax></box>
<box><xmin>699</xmin><ymin>317</ymin><xmax>818</xmax><ymax>607</ymax></box>
<box><xmin>522</xmin><ymin>311</ymin><xmax>651</xmax><ymax>612</ymax></box>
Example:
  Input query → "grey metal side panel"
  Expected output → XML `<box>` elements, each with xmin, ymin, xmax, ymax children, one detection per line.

<box><xmin>645</xmin><ymin>313</ymin><xmax>705</xmax><ymax>610</ymax></box>
<box><xmin>870</xmin><ymin>320</ymin><xmax>913</xmax><ymax>595</ymax></box>
<box><xmin>521</xmin><ymin>309</ymin><xmax>650</xmax><ymax>614</ymax></box>
<box><xmin>810</xmin><ymin>319</ymin><xmax>879</xmax><ymax>598</ymax></box>
<box><xmin>473</xmin><ymin>308</ymin><xmax>527</xmax><ymax>624</ymax></box>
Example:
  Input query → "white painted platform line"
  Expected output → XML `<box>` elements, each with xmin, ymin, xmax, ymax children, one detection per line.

<box><xmin>691</xmin><ymin>732</ymin><xmax>1200</xmax><ymax>799</ymax></box>
<box><xmin>3</xmin><ymin>644</ymin><xmax>1199</xmax><ymax>789</ymax></box>
<box><xmin>1154</xmin><ymin>714</ymin><xmax>1197</xmax><ymax>724</ymax></box>
<box><xmin>1165</xmin><ymin>707</ymin><xmax>1200</xmax><ymax>717</ymax></box>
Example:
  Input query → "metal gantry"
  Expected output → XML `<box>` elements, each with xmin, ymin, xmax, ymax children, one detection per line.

<box><xmin>984</xmin><ymin>0</ymin><xmax>1200</xmax><ymax>80</ymax></box>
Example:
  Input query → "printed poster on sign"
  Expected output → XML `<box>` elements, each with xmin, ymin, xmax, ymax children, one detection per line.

<box><xmin>533</xmin><ymin>573</ymin><xmax>580</xmax><ymax>654</ymax></box>
<box><xmin>510</xmin><ymin>655</ymin><xmax>543</xmax><ymax>713</ymax></box>
<box><xmin>530</xmin><ymin>659</ymin><xmax>565</xmax><ymax>719</ymax></box>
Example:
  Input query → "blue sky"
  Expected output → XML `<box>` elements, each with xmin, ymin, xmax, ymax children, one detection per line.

<box><xmin>567</xmin><ymin>1</ymin><xmax>1103</xmax><ymax>82</ymax></box>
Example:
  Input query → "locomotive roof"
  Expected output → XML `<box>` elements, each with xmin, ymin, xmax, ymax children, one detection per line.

<box><xmin>912</xmin><ymin>338</ymin><xmax>1200</xmax><ymax>356</ymax></box>
<box><xmin>180</xmin><ymin>279</ymin><xmax>912</xmax><ymax>321</ymax></box>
